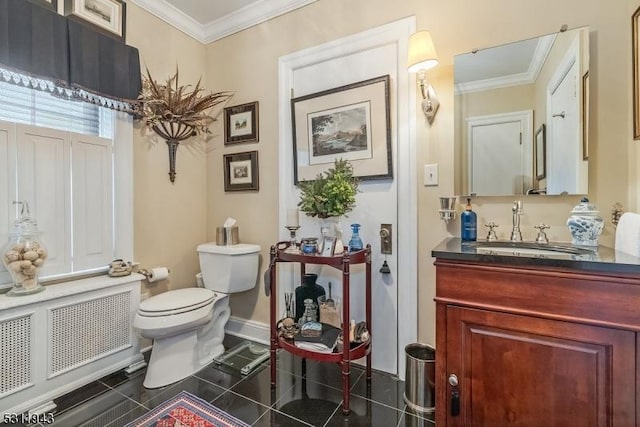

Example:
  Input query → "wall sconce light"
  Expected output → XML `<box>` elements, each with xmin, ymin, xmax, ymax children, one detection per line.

<box><xmin>408</xmin><ymin>30</ymin><xmax>440</xmax><ymax>125</ymax></box>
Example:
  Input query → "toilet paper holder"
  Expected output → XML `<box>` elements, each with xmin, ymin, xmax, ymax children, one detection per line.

<box><xmin>138</xmin><ymin>267</ymin><xmax>171</xmax><ymax>282</ymax></box>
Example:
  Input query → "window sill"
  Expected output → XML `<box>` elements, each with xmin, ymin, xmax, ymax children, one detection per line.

<box><xmin>0</xmin><ymin>272</ymin><xmax>144</xmax><ymax>311</ymax></box>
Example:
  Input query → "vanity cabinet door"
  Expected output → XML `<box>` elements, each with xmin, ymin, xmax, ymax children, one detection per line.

<box><xmin>442</xmin><ymin>305</ymin><xmax>635</xmax><ymax>427</ymax></box>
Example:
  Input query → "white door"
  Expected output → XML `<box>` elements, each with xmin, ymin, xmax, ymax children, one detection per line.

<box><xmin>547</xmin><ymin>62</ymin><xmax>580</xmax><ymax>194</ymax></box>
<box><xmin>546</xmin><ymin>35</ymin><xmax>586</xmax><ymax>195</ymax></box>
<box><xmin>467</xmin><ymin>111</ymin><xmax>533</xmax><ymax>196</ymax></box>
<box><xmin>278</xmin><ymin>18</ymin><xmax>416</xmax><ymax>376</ymax></box>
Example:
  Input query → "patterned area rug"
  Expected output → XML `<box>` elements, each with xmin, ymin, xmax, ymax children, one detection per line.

<box><xmin>125</xmin><ymin>391</ymin><xmax>250</xmax><ymax>427</ymax></box>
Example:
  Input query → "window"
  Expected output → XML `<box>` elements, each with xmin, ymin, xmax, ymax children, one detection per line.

<box><xmin>0</xmin><ymin>79</ymin><xmax>113</xmax><ymax>138</ymax></box>
<box><xmin>0</xmin><ymin>76</ymin><xmax>133</xmax><ymax>290</ymax></box>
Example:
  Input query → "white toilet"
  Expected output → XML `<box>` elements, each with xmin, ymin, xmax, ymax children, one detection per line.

<box><xmin>133</xmin><ymin>243</ymin><xmax>260</xmax><ymax>388</ymax></box>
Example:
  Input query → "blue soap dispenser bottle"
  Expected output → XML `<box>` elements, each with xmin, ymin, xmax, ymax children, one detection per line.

<box><xmin>461</xmin><ymin>197</ymin><xmax>477</xmax><ymax>241</ymax></box>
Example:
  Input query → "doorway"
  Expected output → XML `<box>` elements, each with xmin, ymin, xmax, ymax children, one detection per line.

<box><xmin>278</xmin><ymin>17</ymin><xmax>417</xmax><ymax>377</ymax></box>
<box><xmin>466</xmin><ymin>111</ymin><xmax>533</xmax><ymax>196</ymax></box>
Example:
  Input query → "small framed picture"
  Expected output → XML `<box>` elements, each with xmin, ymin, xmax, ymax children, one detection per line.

<box><xmin>535</xmin><ymin>124</ymin><xmax>546</xmax><ymax>181</ymax></box>
<box><xmin>223</xmin><ymin>151</ymin><xmax>259</xmax><ymax>192</ymax></box>
<box><xmin>634</xmin><ymin>5</ymin><xmax>640</xmax><ymax>139</ymax></box>
<box><xmin>65</xmin><ymin>0</ymin><xmax>126</xmax><ymax>41</ymax></box>
<box><xmin>224</xmin><ymin>101</ymin><xmax>259</xmax><ymax>145</ymax></box>
<box><xmin>320</xmin><ymin>236</ymin><xmax>336</xmax><ymax>256</ymax></box>
<box><xmin>582</xmin><ymin>71</ymin><xmax>590</xmax><ymax>160</ymax></box>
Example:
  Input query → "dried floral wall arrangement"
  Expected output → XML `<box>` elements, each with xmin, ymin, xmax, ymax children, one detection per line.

<box><xmin>137</xmin><ymin>68</ymin><xmax>232</xmax><ymax>182</ymax></box>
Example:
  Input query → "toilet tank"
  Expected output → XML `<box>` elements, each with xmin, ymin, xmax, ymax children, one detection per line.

<box><xmin>196</xmin><ymin>243</ymin><xmax>261</xmax><ymax>293</ymax></box>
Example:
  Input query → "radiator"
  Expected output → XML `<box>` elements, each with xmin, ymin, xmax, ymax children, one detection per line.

<box><xmin>0</xmin><ymin>274</ymin><xmax>144</xmax><ymax>415</ymax></box>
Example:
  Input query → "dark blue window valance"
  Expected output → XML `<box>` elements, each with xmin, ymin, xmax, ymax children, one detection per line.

<box><xmin>0</xmin><ymin>0</ymin><xmax>141</xmax><ymax>111</ymax></box>
<box><xmin>0</xmin><ymin>0</ymin><xmax>69</xmax><ymax>84</ymax></box>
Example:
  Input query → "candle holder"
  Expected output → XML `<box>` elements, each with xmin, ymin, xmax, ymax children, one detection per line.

<box><xmin>284</xmin><ymin>225</ymin><xmax>301</xmax><ymax>253</ymax></box>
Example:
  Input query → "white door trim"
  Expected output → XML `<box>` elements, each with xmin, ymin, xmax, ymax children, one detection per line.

<box><xmin>278</xmin><ymin>16</ymin><xmax>417</xmax><ymax>378</ymax></box>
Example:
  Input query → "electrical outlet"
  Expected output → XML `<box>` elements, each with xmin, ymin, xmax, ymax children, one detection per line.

<box><xmin>424</xmin><ymin>164</ymin><xmax>438</xmax><ymax>186</ymax></box>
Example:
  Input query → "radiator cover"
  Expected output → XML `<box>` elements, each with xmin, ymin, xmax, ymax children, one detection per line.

<box><xmin>0</xmin><ymin>274</ymin><xmax>143</xmax><ymax>414</ymax></box>
<box><xmin>50</xmin><ymin>292</ymin><xmax>130</xmax><ymax>377</ymax></box>
<box><xmin>1</xmin><ymin>314</ymin><xmax>32</xmax><ymax>397</ymax></box>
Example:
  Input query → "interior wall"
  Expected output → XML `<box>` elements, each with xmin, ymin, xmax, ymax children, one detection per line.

<box><xmin>126</xmin><ymin>3</ymin><xmax>208</xmax><ymax>295</ymax></box>
<box><xmin>125</xmin><ymin>0</ymin><xmax>638</xmax><ymax>349</ymax></box>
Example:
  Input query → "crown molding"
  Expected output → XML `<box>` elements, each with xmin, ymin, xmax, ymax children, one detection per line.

<box><xmin>128</xmin><ymin>0</ymin><xmax>206</xmax><ymax>42</ymax></box>
<box><xmin>455</xmin><ymin>71</ymin><xmax>536</xmax><ymax>95</ymax></box>
<box><xmin>129</xmin><ymin>0</ymin><xmax>317</xmax><ymax>44</ymax></box>
<box><xmin>455</xmin><ymin>33</ymin><xmax>556</xmax><ymax>95</ymax></box>
<box><xmin>203</xmin><ymin>0</ymin><xmax>317</xmax><ymax>43</ymax></box>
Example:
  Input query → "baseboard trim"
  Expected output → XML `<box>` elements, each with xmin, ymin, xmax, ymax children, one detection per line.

<box><xmin>225</xmin><ymin>316</ymin><xmax>270</xmax><ymax>345</ymax></box>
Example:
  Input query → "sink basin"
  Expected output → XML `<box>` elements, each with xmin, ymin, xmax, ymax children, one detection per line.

<box><xmin>467</xmin><ymin>241</ymin><xmax>595</xmax><ymax>257</ymax></box>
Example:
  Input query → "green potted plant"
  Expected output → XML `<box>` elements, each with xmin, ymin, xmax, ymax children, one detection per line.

<box><xmin>297</xmin><ymin>158</ymin><xmax>359</xmax><ymax>219</ymax></box>
<box><xmin>297</xmin><ymin>159</ymin><xmax>358</xmax><ymax>253</ymax></box>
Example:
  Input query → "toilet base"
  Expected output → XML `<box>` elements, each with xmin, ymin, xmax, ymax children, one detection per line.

<box><xmin>142</xmin><ymin>302</ymin><xmax>230</xmax><ymax>388</ymax></box>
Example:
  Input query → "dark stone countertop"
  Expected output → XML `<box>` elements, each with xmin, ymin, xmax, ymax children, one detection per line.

<box><xmin>432</xmin><ymin>238</ymin><xmax>640</xmax><ymax>275</ymax></box>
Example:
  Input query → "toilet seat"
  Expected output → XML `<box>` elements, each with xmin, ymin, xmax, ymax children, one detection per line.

<box><xmin>138</xmin><ymin>288</ymin><xmax>216</xmax><ymax>317</ymax></box>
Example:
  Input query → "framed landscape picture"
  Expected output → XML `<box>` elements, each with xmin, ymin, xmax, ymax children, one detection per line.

<box><xmin>291</xmin><ymin>75</ymin><xmax>392</xmax><ymax>183</ymax></box>
<box><xmin>65</xmin><ymin>0</ymin><xmax>126</xmax><ymax>41</ymax></box>
<box><xmin>224</xmin><ymin>101</ymin><xmax>259</xmax><ymax>145</ymax></box>
<box><xmin>223</xmin><ymin>151</ymin><xmax>259</xmax><ymax>192</ymax></box>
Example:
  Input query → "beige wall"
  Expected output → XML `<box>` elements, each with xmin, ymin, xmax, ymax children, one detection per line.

<box><xmin>129</xmin><ymin>0</ymin><xmax>640</xmax><ymax>346</ymax></box>
<box><xmin>126</xmin><ymin>4</ymin><xmax>208</xmax><ymax>295</ymax></box>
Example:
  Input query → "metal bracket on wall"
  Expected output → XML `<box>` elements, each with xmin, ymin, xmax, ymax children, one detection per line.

<box><xmin>380</xmin><ymin>224</ymin><xmax>392</xmax><ymax>254</ymax></box>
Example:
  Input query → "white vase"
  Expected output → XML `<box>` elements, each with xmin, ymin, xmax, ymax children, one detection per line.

<box><xmin>566</xmin><ymin>198</ymin><xmax>604</xmax><ymax>246</ymax></box>
<box><xmin>320</xmin><ymin>217</ymin><xmax>344</xmax><ymax>254</ymax></box>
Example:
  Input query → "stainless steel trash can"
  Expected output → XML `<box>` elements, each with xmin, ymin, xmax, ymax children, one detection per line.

<box><xmin>404</xmin><ymin>343</ymin><xmax>436</xmax><ymax>413</ymax></box>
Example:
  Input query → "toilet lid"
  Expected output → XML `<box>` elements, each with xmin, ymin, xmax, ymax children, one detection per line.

<box><xmin>138</xmin><ymin>288</ymin><xmax>215</xmax><ymax>317</ymax></box>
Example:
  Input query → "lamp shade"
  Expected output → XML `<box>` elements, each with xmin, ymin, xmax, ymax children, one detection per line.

<box><xmin>407</xmin><ymin>30</ymin><xmax>439</xmax><ymax>72</ymax></box>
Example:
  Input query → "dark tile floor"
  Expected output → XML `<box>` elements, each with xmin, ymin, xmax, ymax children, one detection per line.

<box><xmin>2</xmin><ymin>336</ymin><xmax>435</xmax><ymax>427</ymax></box>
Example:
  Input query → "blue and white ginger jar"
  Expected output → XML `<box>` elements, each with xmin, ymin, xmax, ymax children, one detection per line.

<box><xmin>566</xmin><ymin>198</ymin><xmax>604</xmax><ymax>246</ymax></box>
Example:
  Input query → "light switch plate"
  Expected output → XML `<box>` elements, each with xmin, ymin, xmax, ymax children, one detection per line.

<box><xmin>424</xmin><ymin>164</ymin><xmax>438</xmax><ymax>186</ymax></box>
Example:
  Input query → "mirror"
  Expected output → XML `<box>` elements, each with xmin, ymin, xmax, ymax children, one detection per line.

<box><xmin>454</xmin><ymin>26</ymin><xmax>590</xmax><ymax>196</ymax></box>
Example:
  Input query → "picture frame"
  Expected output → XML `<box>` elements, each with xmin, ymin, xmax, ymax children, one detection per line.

<box><xmin>27</xmin><ymin>0</ymin><xmax>58</xmax><ymax>11</ymax></box>
<box><xmin>291</xmin><ymin>75</ymin><xmax>392</xmax><ymax>184</ymax></box>
<box><xmin>582</xmin><ymin>70</ymin><xmax>590</xmax><ymax>160</ymax></box>
<box><xmin>634</xmin><ymin>6</ymin><xmax>640</xmax><ymax>139</ymax></box>
<box><xmin>535</xmin><ymin>124</ymin><xmax>546</xmax><ymax>181</ymax></box>
<box><xmin>224</xmin><ymin>101</ymin><xmax>259</xmax><ymax>145</ymax></box>
<box><xmin>64</xmin><ymin>0</ymin><xmax>126</xmax><ymax>42</ymax></box>
<box><xmin>223</xmin><ymin>151</ymin><xmax>259</xmax><ymax>192</ymax></box>
<box><xmin>320</xmin><ymin>236</ymin><xmax>336</xmax><ymax>257</ymax></box>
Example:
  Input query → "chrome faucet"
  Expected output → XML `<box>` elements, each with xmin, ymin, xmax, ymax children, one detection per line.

<box><xmin>510</xmin><ymin>200</ymin><xmax>524</xmax><ymax>241</ymax></box>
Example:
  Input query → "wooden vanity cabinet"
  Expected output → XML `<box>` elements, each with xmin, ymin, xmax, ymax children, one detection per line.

<box><xmin>434</xmin><ymin>259</ymin><xmax>640</xmax><ymax>427</ymax></box>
